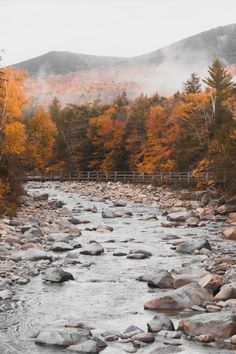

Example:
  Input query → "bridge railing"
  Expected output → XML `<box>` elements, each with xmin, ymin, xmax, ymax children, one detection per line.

<box><xmin>25</xmin><ymin>170</ymin><xmax>226</xmax><ymax>185</ymax></box>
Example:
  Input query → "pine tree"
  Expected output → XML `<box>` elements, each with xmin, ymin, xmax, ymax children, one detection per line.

<box><xmin>203</xmin><ymin>59</ymin><xmax>236</xmax><ymax>125</ymax></box>
<box><xmin>183</xmin><ymin>73</ymin><xmax>201</xmax><ymax>93</ymax></box>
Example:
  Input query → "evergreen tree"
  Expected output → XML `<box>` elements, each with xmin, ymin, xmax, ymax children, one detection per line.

<box><xmin>183</xmin><ymin>73</ymin><xmax>201</xmax><ymax>93</ymax></box>
<box><xmin>203</xmin><ymin>59</ymin><xmax>236</xmax><ymax>125</ymax></box>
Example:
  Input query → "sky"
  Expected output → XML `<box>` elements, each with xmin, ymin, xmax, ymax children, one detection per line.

<box><xmin>1</xmin><ymin>0</ymin><xmax>236</xmax><ymax>65</ymax></box>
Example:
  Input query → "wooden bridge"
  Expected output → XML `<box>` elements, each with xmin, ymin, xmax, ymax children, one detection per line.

<box><xmin>25</xmin><ymin>170</ymin><xmax>226</xmax><ymax>185</ymax></box>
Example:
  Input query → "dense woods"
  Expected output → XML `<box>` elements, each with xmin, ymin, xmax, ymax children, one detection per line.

<box><xmin>1</xmin><ymin>59</ymin><xmax>236</xmax><ymax>214</ymax></box>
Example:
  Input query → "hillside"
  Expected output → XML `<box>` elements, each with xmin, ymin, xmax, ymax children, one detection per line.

<box><xmin>14</xmin><ymin>23</ymin><xmax>236</xmax><ymax>106</ymax></box>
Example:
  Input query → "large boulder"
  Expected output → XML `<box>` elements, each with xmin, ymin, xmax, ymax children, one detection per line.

<box><xmin>80</xmin><ymin>242</ymin><xmax>104</xmax><ymax>256</ymax></box>
<box><xmin>222</xmin><ymin>227</ymin><xmax>236</xmax><ymax>240</ymax></box>
<box><xmin>144</xmin><ymin>282</ymin><xmax>212</xmax><ymax>310</ymax></box>
<box><xmin>175</xmin><ymin>240</ymin><xmax>211</xmax><ymax>254</ymax></box>
<box><xmin>42</xmin><ymin>268</ymin><xmax>74</xmax><ymax>283</ymax></box>
<box><xmin>214</xmin><ymin>282</ymin><xmax>236</xmax><ymax>301</ymax></box>
<box><xmin>147</xmin><ymin>314</ymin><xmax>175</xmax><ymax>332</ymax></box>
<box><xmin>178</xmin><ymin>311</ymin><xmax>236</xmax><ymax>338</ymax></box>
<box><xmin>35</xmin><ymin>328</ymin><xmax>91</xmax><ymax>346</ymax></box>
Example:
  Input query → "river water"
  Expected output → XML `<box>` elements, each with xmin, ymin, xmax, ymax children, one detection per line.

<box><xmin>0</xmin><ymin>182</ymin><xmax>233</xmax><ymax>354</ymax></box>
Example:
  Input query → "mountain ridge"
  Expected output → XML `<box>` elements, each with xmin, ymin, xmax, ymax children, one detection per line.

<box><xmin>12</xmin><ymin>23</ymin><xmax>236</xmax><ymax>105</ymax></box>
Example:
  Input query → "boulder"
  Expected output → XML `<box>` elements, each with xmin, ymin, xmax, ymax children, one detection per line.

<box><xmin>147</xmin><ymin>314</ymin><xmax>175</xmax><ymax>332</ymax></box>
<box><xmin>21</xmin><ymin>248</ymin><xmax>53</xmax><ymax>261</ymax></box>
<box><xmin>102</xmin><ymin>210</ymin><xmax>115</xmax><ymax>219</ymax></box>
<box><xmin>96</xmin><ymin>225</ymin><xmax>113</xmax><ymax>232</ymax></box>
<box><xmin>131</xmin><ymin>332</ymin><xmax>155</xmax><ymax>343</ymax></box>
<box><xmin>214</xmin><ymin>282</ymin><xmax>236</xmax><ymax>301</ymax></box>
<box><xmin>167</xmin><ymin>211</ymin><xmax>191</xmax><ymax>222</ymax></box>
<box><xmin>113</xmin><ymin>201</ymin><xmax>127</xmax><ymax>207</ymax></box>
<box><xmin>227</xmin><ymin>213</ymin><xmax>236</xmax><ymax>224</ymax></box>
<box><xmin>144</xmin><ymin>282</ymin><xmax>212</xmax><ymax>310</ymax></box>
<box><xmin>67</xmin><ymin>339</ymin><xmax>101</xmax><ymax>353</ymax></box>
<box><xmin>138</xmin><ymin>271</ymin><xmax>173</xmax><ymax>289</ymax></box>
<box><xmin>222</xmin><ymin>227</ymin><xmax>236</xmax><ymax>240</ymax></box>
<box><xmin>178</xmin><ymin>311</ymin><xmax>236</xmax><ymax>338</ymax></box>
<box><xmin>35</xmin><ymin>328</ymin><xmax>91</xmax><ymax>346</ymax></box>
<box><xmin>127</xmin><ymin>253</ymin><xmax>148</xmax><ymax>259</ymax></box>
<box><xmin>198</xmin><ymin>273</ymin><xmax>223</xmax><ymax>293</ymax></box>
<box><xmin>80</xmin><ymin>242</ymin><xmax>104</xmax><ymax>256</ymax></box>
<box><xmin>50</xmin><ymin>242</ymin><xmax>74</xmax><ymax>252</ymax></box>
<box><xmin>176</xmin><ymin>240</ymin><xmax>211</xmax><ymax>254</ymax></box>
<box><xmin>129</xmin><ymin>249</ymin><xmax>152</xmax><ymax>257</ymax></box>
<box><xmin>42</xmin><ymin>268</ymin><xmax>74</xmax><ymax>283</ymax></box>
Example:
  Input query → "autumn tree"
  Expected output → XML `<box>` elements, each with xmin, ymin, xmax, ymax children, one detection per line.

<box><xmin>25</xmin><ymin>107</ymin><xmax>57</xmax><ymax>172</ymax></box>
<box><xmin>0</xmin><ymin>67</ymin><xmax>27</xmax><ymax>214</ymax></box>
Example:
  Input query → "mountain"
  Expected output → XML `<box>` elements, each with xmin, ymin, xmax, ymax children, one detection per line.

<box><xmin>13</xmin><ymin>23</ymin><xmax>236</xmax><ymax>106</ymax></box>
<box><xmin>15</xmin><ymin>51</ymin><xmax>129</xmax><ymax>77</ymax></box>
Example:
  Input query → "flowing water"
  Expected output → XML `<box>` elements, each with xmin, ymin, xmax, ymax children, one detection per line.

<box><xmin>0</xmin><ymin>182</ymin><xmax>233</xmax><ymax>354</ymax></box>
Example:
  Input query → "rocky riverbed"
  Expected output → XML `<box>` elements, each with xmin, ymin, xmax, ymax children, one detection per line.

<box><xmin>0</xmin><ymin>181</ymin><xmax>236</xmax><ymax>354</ymax></box>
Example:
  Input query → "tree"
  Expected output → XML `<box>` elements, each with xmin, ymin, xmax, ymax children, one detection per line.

<box><xmin>203</xmin><ymin>59</ymin><xmax>236</xmax><ymax>125</ymax></box>
<box><xmin>25</xmin><ymin>107</ymin><xmax>57</xmax><ymax>172</ymax></box>
<box><xmin>183</xmin><ymin>73</ymin><xmax>201</xmax><ymax>93</ymax></box>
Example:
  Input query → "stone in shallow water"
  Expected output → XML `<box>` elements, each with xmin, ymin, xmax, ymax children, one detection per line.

<box><xmin>67</xmin><ymin>339</ymin><xmax>100</xmax><ymax>353</ymax></box>
<box><xmin>127</xmin><ymin>253</ymin><xmax>148</xmax><ymax>260</ymax></box>
<box><xmin>35</xmin><ymin>328</ymin><xmax>91</xmax><ymax>346</ymax></box>
<box><xmin>175</xmin><ymin>239</ymin><xmax>211</xmax><ymax>254</ymax></box>
<box><xmin>129</xmin><ymin>249</ymin><xmax>152</xmax><ymax>257</ymax></box>
<box><xmin>102</xmin><ymin>210</ymin><xmax>115</xmax><ymax>219</ymax></box>
<box><xmin>21</xmin><ymin>248</ymin><xmax>53</xmax><ymax>261</ymax></box>
<box><xmin>80</xmin><ymin>242</ymin><xmax>104</xmax><ymax>256</ymax></box>
<box><xmin>144</xmin><ymin>282</ymin><xmax>212</xmax><ymax>310</ymax></box>
<box><xmin>42</xmin><ymin>267</ymin><xmax>74</xmax><ymax>283</ymax></box>
<box><xmin>0</xmin><ymin>289</ymin><xmax>13</xmax><ymax>300</ymax></box>
<box><xmin>50</xmin><ymin>242</ymin><xmax>74</xmax><ymax>252</ymax></box>
<box><xmin>147</xmin><ymin>314</ymin><xmax>175</xmax><ymax>332</ymax></box>
<box><xmin>131</xmin><ymin>332</ymin><xmax>155</xmax><ymax>343</ymax></box>
<box><xmin>178</xmin><ymin>311</ymin><xmax>236</xmax><ymax>338</ymax></box>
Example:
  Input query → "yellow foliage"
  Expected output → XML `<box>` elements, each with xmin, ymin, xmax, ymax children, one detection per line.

<box><xmin>3</xmin><ymin>121</ymin><xmax>26</xmax><ymax>155</ymax></box>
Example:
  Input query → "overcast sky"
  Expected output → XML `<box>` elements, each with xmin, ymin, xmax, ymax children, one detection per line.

<box><xmin>1</xmin><ymin>0</ymin><xmax>236</xmax><ymax>65</ymax></box>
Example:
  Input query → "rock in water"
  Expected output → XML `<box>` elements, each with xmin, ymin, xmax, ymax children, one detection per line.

<box><xmin>102</xmin><ymin>210</ymin><xmax>115</xmax><ymax>219</ymax></box>
<box><xmin>50</xmin><ymin>242</ymin><xmax>74</xmax><ymax>252</ymax></box>
<box><xmin>35</xmin><ymin>328</ymin><xmax>91</xmax><ymax>346</ymax></box>
<box><xmin>222</xmin><ymin>227</ymin><xmax>236</xmax><ymax>240</ymax></box>
<box><xmin>42</xmin><ymin>268</ymin><xmax>74</xmax><ymax>283</ymax></box>
<box><xmin>144</xmin><ymin>282</ymin><xmax>212</xmax><ymax>310</ymax></box>
<box><xmin>167</xmin><ymin>211</ymin><xmax>191</xmax><ymax>222</ymax></box>
<box><xmin>176</xmin><ymin>240</ymin><xmax>211</xmax><ymax>254</ymax></box>
<box><xmin>178</xmin><ymin>311</ymin><xmax>236</xmax><ymax>338</ymax></box>
<box><xmin>137</xmin><ymin>271</ymin><xmax>173</xmax><ymax>288</ymax></box>
<box><xmin>80</xmin><ymin>242</ymin><xmax>104</xmax><ymax>256</ymax></box>
<box><xmin>68</xmin><ymin>338</ymin><xmax>106</xmax><ymax>353</ymax></box>
<box><xmin>147</xmin><ymin>314</ymin><xmax>175</xmax><ymax>332</ymax></box>
<box><xmin>21</xmin><ymin>248</ymin><xmax>53</xmax><ymax>261</ymax></box>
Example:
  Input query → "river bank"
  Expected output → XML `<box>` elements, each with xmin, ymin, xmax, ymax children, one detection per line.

<box><xmin>0</xmin><ymin>181</ymin><xmax>236</xmax><ymax>354</ymax></box>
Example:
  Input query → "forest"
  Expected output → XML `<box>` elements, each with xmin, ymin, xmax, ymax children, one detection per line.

<box><xmin>1</xmin><ymin>59</ymin><xmax>236</xmax><ymax>214</ymax></box>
